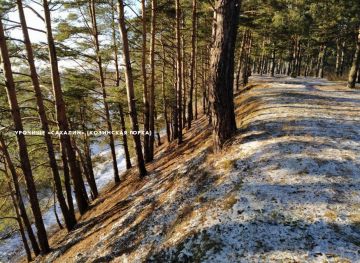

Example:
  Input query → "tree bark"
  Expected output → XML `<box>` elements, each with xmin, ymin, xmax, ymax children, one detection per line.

<box><xmin>17</xmin><ymin>0</ymin><xmax>76</xmax><ymax>231</ymax></box>
<box><xmin>43</xmin><ymin>0</ymin><xmax>89</xmax><ymax>215</ymax></box>
<box><xmin>60</xmin><ymin>141</ymin><xmax>74</xmax><ymax>216</ymax></box>
<box><xmin>235</xmin><ymin>30</ymin><xmax>247</xmax><ymax>89</ymax></box>
<box><xmin>117</xmin><ymin>0</ymin><xmax>147</xmax><ymax>177</ymax></box>
<box><xmin>161</xmin><ymin>41</ymin><xmax>171</xmax><ymax>142</ymax></box>
<box><xmin>111</xmin><ymin>0</ymin><xmax>121</xmax><ymax>86</ymax></box>
<box><xmin>118</xmin><ymin>104</ymin><xmax>132</xmax><ymax>169</ymax></box>
<box><xmin>188</xmin><ymin>0</ymin><xmax>197</xmax><ymax>129</ymax></box>
<box><xmin>148</xmin><ymin>0</ymin><xmax>157</xmax><ymax>161</ymax></box>
<box><xmin>209</xmin><ymin>0</ymin><xmax>240</xmax><ymax>150</ymax></box>
<box><xmin>175</xmin><ymin>0</ymin><xmax>183</xmax><ymax>144</ymax></box>
<box><xmin>347</xmin><ymin>27</ymin><xmax>360</xmax><ymax>89</ymax></box>
<box><xmin>142</xmin><ymin>0</ymin><xmax>151</xmax><ymax>162</ymax></box>
<box><xmin>0</xmin><ymin>18</ymin><xmax>50</xmax><ymax>254</ymax></box>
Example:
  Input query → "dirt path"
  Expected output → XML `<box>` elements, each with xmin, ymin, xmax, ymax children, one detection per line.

<box><xmin>34</xmin><ymin>76</ymin><xmax>360</xmax><ymax>263</ymax></box>
<box><xmin>220</xmin><ymin>75</ymin><xmax>360</xmax><ymax>262</ymax></box>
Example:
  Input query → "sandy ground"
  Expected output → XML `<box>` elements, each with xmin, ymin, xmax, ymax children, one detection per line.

<box><xmin>17</xmin><ymin>75</ymin><xmax>360</xmax><ymax>262</ymax></box>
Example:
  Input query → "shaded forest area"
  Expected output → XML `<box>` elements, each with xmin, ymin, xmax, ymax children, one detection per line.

<box><xmin>0</xmin><ymin>0</ymin><xmax>360</xmax><ymax>262</ymax></box>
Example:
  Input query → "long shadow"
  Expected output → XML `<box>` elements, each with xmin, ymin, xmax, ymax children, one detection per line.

<box><xmin>146</xmin><ymin>218</ymin><xmax>360</xmax><ymax>262</ymax></box>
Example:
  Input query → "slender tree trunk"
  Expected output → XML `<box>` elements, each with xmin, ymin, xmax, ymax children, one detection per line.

<box><xmin>89</xmin><ymin>0</ymin><xmax>120</xmax><ymax>183</ymax></box>
<box><xmin>172</xmin><ymin>54</ymin><xmax>179</xmax><ymax>139</ymax></box>
<box><xmin>43</xmin><ymin>0</ymin><xmax>89</xmax><ymax>215</ymax></box>
<box><xmin>316</xmin><ymin>44</ymin><xmax>326</xmax><ymax>78</ymax></box>
<box><xmin>336</xmin><ymin>38</ymin><xmax>341</xmax><ymax>76</ymax></box>
<box><xmin>53</xmin><ymin>183</ymin><xmax>63</xmax><ymax>229</ymax></box>
<box><xmin>161</xmin><ymin>42</ymin><xmax>171</xmax><ymax>142</ymax></box>
<box><xmin>148</xmin><ymin>0</ymin><xmax>157</xmax><ymax>161</ymax></box>
<box><xmin>0</xmin><ymin>135</ymin><xmax>40</xmax><ymax>256</ymax></box>
<box><xmin>61</xmin><ymin>141</ymin><xmax>74</xmax><ymax>216</ymax></box>
<box><xmin>347</xmin><ymin>27</ymin><xmax>360</xmax><ymax>89</ymax></box>
<box><xmin>188</xmin><ymin>0</ymin><xmax>197</xmax><ymax>129</ymax></box>
<box><xmin>80</xmin><ymin>106</ymin><xmax>97</xmax><ymax>198</ymax></box>
<box><xmin>236</xmin><ymin>35</ymin><xmax>251</xmax><ymax>88</ymax></box>
<box><xmin>117</xmin><ymin>0</ymin><xmax>147</xmax><ymax>177</ymax></box>
<box><xmin>111</xmin><ymin>0</ymin><xmax>121</xmax><ymax>86</ymax></box>
<box><xmin>8</xmin><ymin>182</ymin><xmax>32</xmax><ymax>262</ymax></box>
<box><xmin>209</xmin><ymin>0</ymin><xmax>240</xmax><ymax>150</ymax></box>
<box><xmin>271</xmin><ymin>47</ymin><xmax>276</xmax><ymax>77</ymax></box>
<box><xmin>181</xmin><ymin>15</ymin><xmax>187</xmax><ymax>129</ymax></box>
<box><xmin>340</xmin><ymin>40</ymin><xmax>346</xmax><ymax>76</ymax></box>
<box><xmin>175</xmin><ymin>0</ymin><xmax>183</xmax><ymax>144</ymax></box>
<box><xmin>242</xmin><ymin>31</ymin><xmax>252</xmax><ymax>86</ymax></box>
<box><xmin>202</xmin><ymin>50</ymin><xmax>207</xmax><ymax>114</ymax></box>
<box><xmin>118</xmin><ymin>104</ymin><xmax>132</xmax><ymax>169</ymax></box>
<box><xmin>142</xmin><ymin>0</ymin><xmax>151</xmax><ymax>162</ymax></box>
<box><xmin>0</xmin><ymin>18</ymin><xmax>50</xmax><ymax>253</ymax></box>
<box><xmin>17</xmin><ymin>0</ymin><xmax>76</xmax><ymax>231</ymax></box>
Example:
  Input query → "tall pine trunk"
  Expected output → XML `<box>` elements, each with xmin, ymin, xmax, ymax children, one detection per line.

<box><xmin>17</xmin><ymin>0</ymin><xmax>76</xmax><ymax>231</ymax></box>
<box><xmin>161</xmin><ymin>41</ymin><xmax>171</xmax><ymax>142</ymax></box>
<box><xmin>142</xmin><ymin>0</ymin><xmax>151</xmax><ymax>162</ymax></box>
<box><xmin>148</xmin><ymin>0</ymin><xmax>157</xmax><ymax>161</ymax></box>
<box><xmin>175</xmin><ymin>0</ymin><xmax>183</xmax><ymax>144</ymax></box>
<box><xmin>209</xmin><ymin>0</ymin><xmax>240</xmax><ymax>150</ymax></box>
<box><xmin>188</xmin><ymin>0</ymin><xmax>197</xmax><ymax>129</ymax></box>
<box><xmin>117</xmin><ymin>0</ymin><xmax>147</xmax><ymax>177</ymax></box>
<box><xmin>0</xmin><ymin>18</ymin><xmax>50</xmax><ymax>254</ymax></box>
<box><xmin>43</xmin><ymin>0</ymin><xmax>89</xmax><ymax>215</ymax></box>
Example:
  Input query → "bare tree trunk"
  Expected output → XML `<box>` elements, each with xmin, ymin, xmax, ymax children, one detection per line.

<box><xmin>172</xmin><ymin>54</ymin><xmax>179</xmax><ymax>140</ymax></box>
<box><xmin>17</xmin><ymin>0</ymin><xmax>76</xmax><ymax>231</ymax></box>
<box><xmin>148</xmin><ymin>0</ymin><xmax>157</xmax><ymax>161</ymax></box>
<box><xmin>117</xmin><ymin>0</ymin><xmax>147</xmax><ymax>177</ymax></box>
<box><xmin>181</xmin><ymin>15</ymin><xmax>187</xmax><ymax>129</ymax></box>
<box><xmin>161</xmin><ymin>41</ymin><xmax>171</xmax><ymax>142</ymax></box>
<box><xmin>142</xmin><ymin>0</ymin><xmax>151</xmax><ymax>162</ymax></box>
<box><xmin>347</xmin><ymin>27</ymin><xmax>360</xmax><ymax>89</ymax></box>
<box><xmin>118</xmin><ymin>104</ymin><xmax>132</xmax><ymax>169</ymax></box>
<box><xmin>0</xmin><ymin>135</ymin><xmax>40</xmax><ymax>256</ymax></box>
<box><xmin>80</xmin><ymin>106</ymin><xmax>98</xmax><ymax>198</ymax></box>
<box><xmin>316</xmin><ymin>44</ymin><xmax>326</xmax><ymax>78</ymax></box>
<box><xmin>187</xmin><ymin>0</ymin><xmax>197</xmax><ymax>129</ymax></box>
<box><xmin>235</xmin><ymin>31</ymin><xmax>247</xmax><ymax>89</ymax></box>
<box><xmin>340</xmin><ymin>40</ymin><xmax>346</xmax><ymax>76</ymax></box>
<box><xmin>43</xmin><ymin>0</ymin><xmax>89</xmax><ymax>215</ymax></box>
<box><xmin>111</xmin><ymin>0</ymin><xmax>121</xmax><ymax>86</ymax></box>
<box><xmin>0</xmin><ymin>18</ymin><xmax>50</xmax><ymax>253</ymax></box>
<box><xmin>89</xmin><ymin>0</ymin><xmax>120</xmax><ymax>183</ymax></box>
<box><xmin>242</xmin><ymin>31</ymin><xmax>252</xmax><ymax>86</ymax></box>
<box><xmin>209</xmin><ymin>0</ymin><xmax>240</xmax><ymax>150</ymax></box>
<box><xmin>61</xmin><ymin>142</ymin><xmax>74</xmax><ymax>216</ymax></box>
<box><xmin>8</xmin><ymin>182</ymin><xmax>32</xmax><ymax>262</ymax></box>
<box><xmin>271</xmin><ymin>47</ymin><xmax>276</xmax><ymax>77</ymax></box>
<box><xmin>175</xmin><ymin>0</ymin><xmax>183</xmax><ymax>144</ymax></box>
<box><xmin>336</xmin><ymin>38</ymin><xmax>341</xmax><ymax>76</ymax></box>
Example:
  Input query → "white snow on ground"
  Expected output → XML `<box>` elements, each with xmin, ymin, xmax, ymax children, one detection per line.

<box><xmin>54</xmin><ymin>75</ymin><xmax>359</xmax><ymax>263</ymax></box>
<box><xmin>0</xmin><ymin>144</ymin><xmax>126</xmax><ymax>262</ymax></box>
<box><xmin>3</xmin><ymin>75</ymin><xmax>360</xmax><ymax>263</ymax></box>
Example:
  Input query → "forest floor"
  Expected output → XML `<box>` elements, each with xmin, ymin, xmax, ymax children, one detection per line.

<box><xmin>24</xmin><ymin>75</ymin><xmax>360</xmax><ymax>262</ymax></box>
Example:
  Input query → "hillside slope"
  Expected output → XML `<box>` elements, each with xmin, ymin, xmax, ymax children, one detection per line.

<box><xmin>35</xmin><ymin>76</ymin><xmax>360</xmax><ymax>263</ymax></box>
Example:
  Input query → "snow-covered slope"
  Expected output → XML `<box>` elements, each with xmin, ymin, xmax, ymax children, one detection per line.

<box><xmin>4</xmin><ymin>75</ymin><xmax>360</xmax><ymax>262</ymax></box>
<box><xmin>0</xmin><ymin>144</ymin><xmax>126</xmax><ymax>262</ymax></box>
